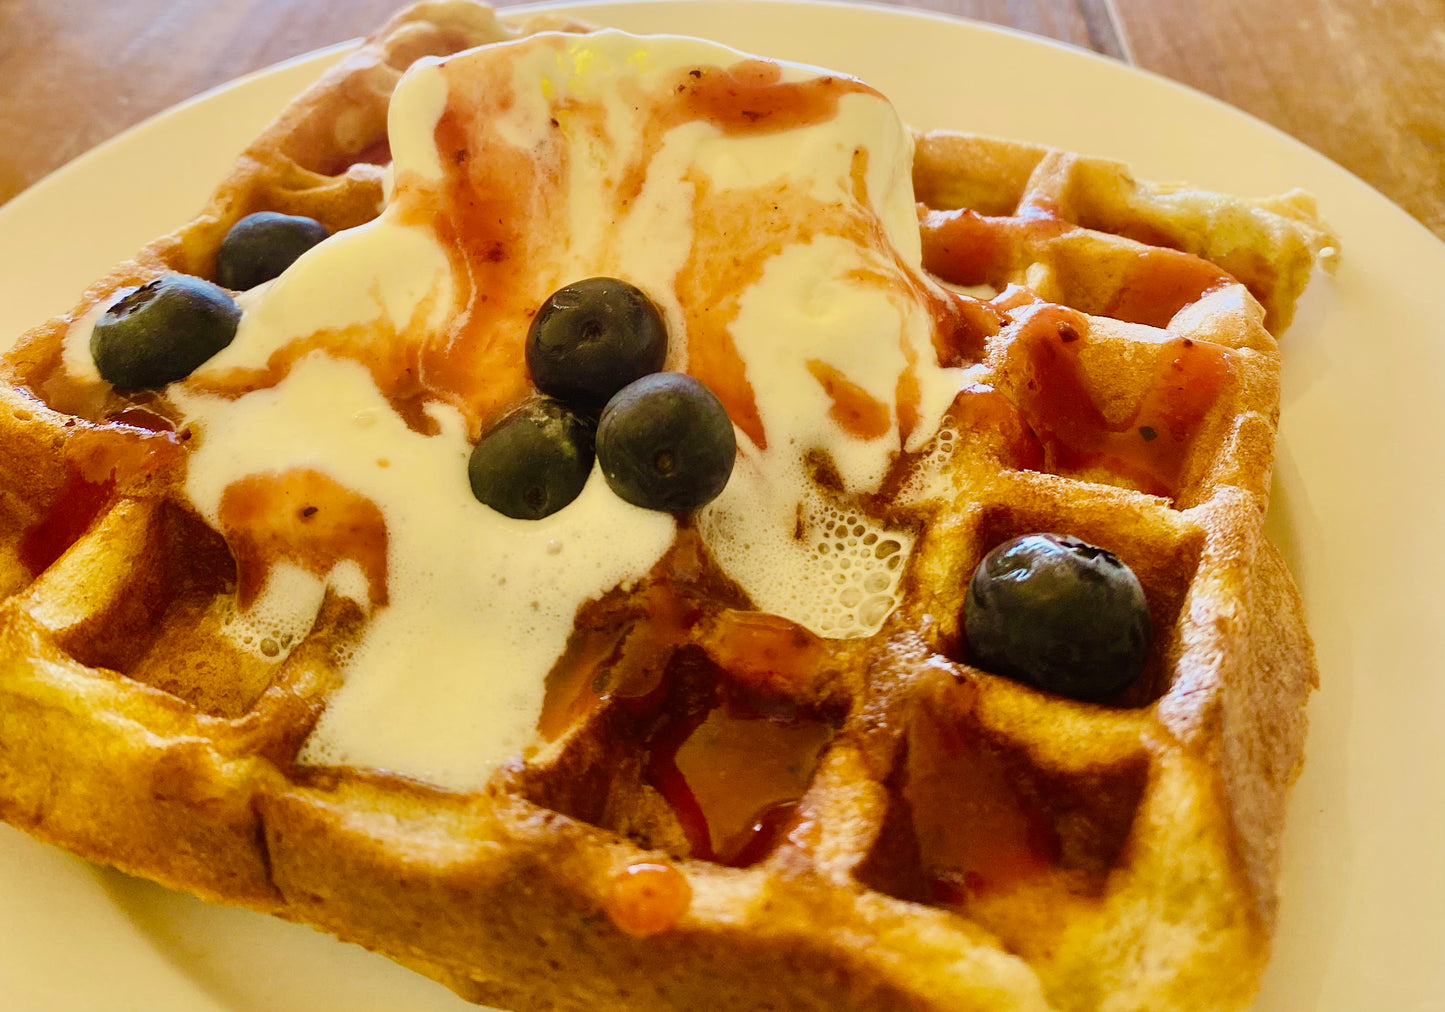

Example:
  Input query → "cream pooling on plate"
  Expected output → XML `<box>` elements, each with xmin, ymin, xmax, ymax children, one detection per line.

<box><xmin>153</xmin><ymin>31</ymin><xmax>971</xmax><ymax>792</ymax></box>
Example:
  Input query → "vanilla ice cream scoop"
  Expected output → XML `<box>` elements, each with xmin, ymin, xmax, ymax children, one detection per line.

<box><xmin>151</xmin><ymin>30</ymin><xmax>974</xmax><ymax>791</ymax></box>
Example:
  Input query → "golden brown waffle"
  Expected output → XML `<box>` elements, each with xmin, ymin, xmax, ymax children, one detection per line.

<box><xmin>0</xmin><ymin>3</ymin><xmax>1333</xmax><ymax>1010</ymax></box>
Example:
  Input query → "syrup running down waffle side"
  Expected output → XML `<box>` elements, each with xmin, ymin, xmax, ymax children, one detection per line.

<box><xmin>0</xmin><ymin>3</ymin><xmax>1335</xmax><ymax>1011</ymax></box>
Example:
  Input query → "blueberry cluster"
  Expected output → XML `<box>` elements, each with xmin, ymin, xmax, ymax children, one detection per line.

<box><xmin>469</xmin><ymin>278</ymin><xmax>736</xmax><ymax>520</ymax></box>
<box><xmin>90</xmin><ymin>212</ymin><xmax>330</xmax><ymax>389</ymax></box>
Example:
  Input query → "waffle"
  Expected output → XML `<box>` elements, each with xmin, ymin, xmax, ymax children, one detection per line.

<box><xmin>0</xmin><ymin>3</ymin><xmax>1335</xmax><ymax>1011</ymax></box>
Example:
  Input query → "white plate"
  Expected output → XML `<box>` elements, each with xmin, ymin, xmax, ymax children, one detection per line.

<box><xmin>2</xmin><ymin>2</ymin><xmax>1443</xmax><ymax>1010</ymax></box>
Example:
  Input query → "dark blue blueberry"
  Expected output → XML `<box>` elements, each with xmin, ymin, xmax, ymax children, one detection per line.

<box><xmin>596</xmin><ymin>372</ymin><xmax>735</xmax><ymax>513</ymax></box>
<box><xmin>90</xmin><ymin>274</ymin><xmax>240</xmax><ymax>389</ymax></box>
<box><xmin>216</xmin><ymin>212</ymin><xmax>329</xmax><ymax>291</ymax></box>
<box><xmin>526</xmin><ymin>277</ymin><xmax>668</xmax><ymax>414</ymax></box>
<box><xmin>468</xmin><ymin>399</ymin><xmax>594</xmax><ymax>520</ymax></box>
<box><xmin>964</xmin><ymin>534</ymin><xmax>1151</xmax><ymax>701</ymax></box>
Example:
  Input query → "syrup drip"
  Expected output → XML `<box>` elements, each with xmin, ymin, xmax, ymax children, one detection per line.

<box><xmin>1015</xmin><ymin>306</ymin><xmax>1231</xmax><ymax>497</ymax></box>
<box><xmin>17</xmin><ymin>467</ymin><xmax>115</xmax><ymax>577</ymax></box>
<box><xmin>542</xmin><ymin>567</ymin><xmax>835</xmax><ymax>869</ymax></box>
<box><xmin>807</xmin><ymin>359</ymin><xmax>891</xmax><ymax>440</ymax></box>
<box><xmin>217</xmin><ymin>468</ymin><xmax>389</xmax><ymax>609</ymax></box>
<box><xmin>697</xmin><ymin>610</ymin><xmax>828</xmax><ymax>697</ymax></box>
<box><xmin>647</xmin><ymin>692</ymin><xmax>833</xmax><ymax>867</ymax></box>
<box><xmin>604</xmin><ymin>862</ymin><xmax>692</xmax><ymax>938</ymax></box>
<box><xmin>673</xmin><ymin>60</ymin><xmax>876</xmax><ymax>135</ymax></box>
<box><xmin>537</xmin><ymin>581</ymin><xmax>700</xmax><ymax>742</ymax></box>
<box><xmin>537</xmin><ymin>615</ymin><xmax>632</xmax><ymax>741</ymax></box>
<box><xmin>918</xmin><ymin>206</ymin><xmax>1067</xmax><ymax>288</ymax></box>
<box><xmin>904</xmin><ymin>702</ymin><xmax>1056</xmax><ymax>902</ymax></box>
<box><xmin>949</xmin><ymin>384</ymin><xmax>1045</xmax><ymax>473</ymax></box>
<box><xmin>644</xmin><ymin>612</ymin><xmax>834</xmax><ymax>867</ymax></box>
<box><xmin>417</xmin><ymin>96</ymin><xmax>543</xmax><ymax>437</ymax></box>
<box><xmin>191</xmin><ymin>308</ymin><xmax>441</xmax><ymax>437</ymax></box>
<box><xmin>537</xmin><ymin>532</ymin><xmax>741</xmax><ymax>741</ymax></box>
<box><xmin>918</xmin><ymin>205</ymin><xmax>1234</xmax><ymax>331</ymax></box>
<box><xmin>930</xmin><ymin>288</ymin><xmax>1004</xmax><ymax>369</ymax></box>
<box><xmin>674</xmin><ymin>144</ymin><xmax>929</xmax><ymax>454</ymax></box>
<box><xmin>104</xmin><ymin>407</ymin><xmax>176</xmax><ymax>433</ymax></box>
<box><xmin>17</xmin><ymin>424</ymin><xmax>181</xmax><ymax>577</ymax></box>
<box><xmin>1100</xmin><ymin>248</ymin><xmax>1232</xmax><ymax>329</ymax></box>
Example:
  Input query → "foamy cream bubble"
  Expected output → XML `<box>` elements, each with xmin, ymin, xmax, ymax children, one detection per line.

<box><xmin>217</xmin><ymin>562</ymin><xmax>333</xmax><ymax>660</ymax></box>
<box><xmin>896</xmin><ymin>412</ymin><xmax>964</xmax><ymax>506</ymax></box>
<box><xmin>701</xmin><ymin>457</ymin><xmax>911</xmax><ymax>639</ymax></box>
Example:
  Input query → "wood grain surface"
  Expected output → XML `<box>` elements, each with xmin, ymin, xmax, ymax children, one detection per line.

<box><xmin>1</xmin><ymin>0</ymin><xmax>1442</xmax><ymax>240</ymax></box>
<box><xmin>1114</xmin><ymin>0</ymin><xmax>1445</xmax><ymax>239</ymax></box>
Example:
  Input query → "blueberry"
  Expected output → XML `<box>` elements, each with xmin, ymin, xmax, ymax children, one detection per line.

<box><xmin>963</xmin><ymin>534</ymin><xmax>1151</xmax><ymax>701</ymax></box>
<box><xmin>526</xmin><ymin>277</ymin><xmax>668</xmax><ymax>414</ymax></box>
<box><xmin>468</xmin><ymin>399</ymin><xmax>595</xmax><ymax>519</ymax></box>
<box><xmin>216</xmin><ymin>212</ymin><xmax>330</xmax><ymax>291</ymax></box>
<box><xmin>90</xmin><ymin>274</ymin><xmax>241</xmax><ymax>389</ymax></box>
<box><xmin>597</xmin><ymin>372</ymin><xmax>735</xmax><ymax>513</ymax></box>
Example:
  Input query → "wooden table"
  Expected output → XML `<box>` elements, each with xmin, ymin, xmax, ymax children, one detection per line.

<box><xmin>2</xmin><ymin>0</ymin><xmax>1443</xmax><ymax>241</ymax></box>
